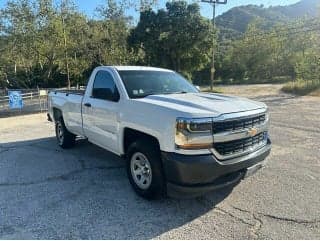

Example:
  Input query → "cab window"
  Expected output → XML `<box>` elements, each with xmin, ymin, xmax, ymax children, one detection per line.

<box><xmin>92</xmin><ymin>71</ymin><xmax>120</xmax><ymax>102</ymax></box>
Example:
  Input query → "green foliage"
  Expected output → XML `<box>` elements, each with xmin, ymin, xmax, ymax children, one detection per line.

<box><xmin>0</xmin><ymin>0</ymin><xmax>134</xmax><ymax>88</ymax></box>
<box><xmin>129</xmin><ymin>1</ymin><xmax>214</xmax><ymax>78</ymax></box>
<box><xmin>216</xmin><ymin>17</ymin><xmax>320</xmax><ymax>87</ymax></box>
<box><xmin>0</xmin><ymin>0</ymin><xmax>319</xmax><ymax>92</ymax></box>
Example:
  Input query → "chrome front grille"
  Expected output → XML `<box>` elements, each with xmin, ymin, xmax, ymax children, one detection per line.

<box><xmin>214</xmin><ymin>131</ymin><xmax>267</xmax><ymax>156</ymax></box>
<box><xmin>211</xmin><ymin>111</ymin><xmax>269</xmax><ymax>160</ymax></box>
<box><xmin>213</xmin><ymin>113</ymin><xmax>266</xmax><ymax>134</ymax></box>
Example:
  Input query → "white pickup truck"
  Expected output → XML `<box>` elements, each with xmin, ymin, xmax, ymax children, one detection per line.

<box><xmin>48</xmin><ymin>66</ymin><xmax>271</xmax><ymax>199</ymax></box>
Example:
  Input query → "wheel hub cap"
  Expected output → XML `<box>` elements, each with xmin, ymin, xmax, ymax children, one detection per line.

<box><xmin>57</xmin><ymin>123</ymin><xmax>64</xmax><ymax>144</ymax></box>
<box><xmin>130</xmin><ymin>152</ymin><xmax>152</xmax><ymax>190</ymax></box>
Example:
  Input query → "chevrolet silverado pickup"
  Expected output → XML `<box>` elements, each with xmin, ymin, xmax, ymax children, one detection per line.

<box><xmin>48</xmin><ymin>66</ymin><xmax>271</xmax><ymax>199</ymax></box>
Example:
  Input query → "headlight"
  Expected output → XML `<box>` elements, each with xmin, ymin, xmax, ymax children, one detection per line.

<box><xmin>175</xmin><ymin>118</ymin><xmax>213</xmax><ymax>150</ymax></box>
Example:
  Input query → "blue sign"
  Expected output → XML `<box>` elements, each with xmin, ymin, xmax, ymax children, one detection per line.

<box><xmin>8</xmin><ymin>91</ymin><xmax>23</xmax><ymax>109</ymax></box>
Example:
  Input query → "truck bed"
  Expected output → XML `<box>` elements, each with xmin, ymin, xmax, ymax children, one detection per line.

<box><xmin>48</xmin><ymin>89</ymin><xmax>85</xmax><ymax>136</ymax></box>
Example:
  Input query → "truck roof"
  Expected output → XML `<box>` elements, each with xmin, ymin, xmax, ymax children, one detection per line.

<box><xmin>113</xmin><ymin>66</ymin><xmax>174</xmax><ymax>72</ymax></box>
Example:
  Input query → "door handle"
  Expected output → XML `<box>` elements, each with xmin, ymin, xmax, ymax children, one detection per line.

<box><xmin>84</xmin><ymin>102</ymin><xmax>91</xmax><ymax>107</ymax></box>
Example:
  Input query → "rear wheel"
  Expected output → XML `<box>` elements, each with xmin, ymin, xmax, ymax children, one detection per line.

<box><xmin>55</xmin><ymin>118</ymin><xmax>75</xmax><ymax>149</ymax></box>
<box><xmin>126</xmin><ymin>139</ymin><xmax>165</xmax><ymax>199</ymax></box>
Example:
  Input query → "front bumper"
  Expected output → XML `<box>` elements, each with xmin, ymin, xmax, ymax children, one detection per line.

<box><xmin>162</xmin><ymin>138</ymin><xmax>271</xmax><ymax>198</ymax></box>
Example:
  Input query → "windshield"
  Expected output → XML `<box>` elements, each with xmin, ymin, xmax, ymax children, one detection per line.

<box><xmin>118</xmin><ymin>70</ymin><xmax>198</xmax><ymax>98</ymax></box>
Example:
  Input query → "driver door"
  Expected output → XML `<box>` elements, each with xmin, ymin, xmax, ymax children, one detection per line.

<box><xmin>82</xmin><ymin>70</ymin><xmax>120</xmax><ymax>153</ymax></box>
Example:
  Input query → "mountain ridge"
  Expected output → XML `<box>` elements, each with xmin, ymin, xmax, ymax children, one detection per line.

<box><xmin>216</xmin><ymin>0</ymin><xmax>319</xmax><ymax>39</ymax></box>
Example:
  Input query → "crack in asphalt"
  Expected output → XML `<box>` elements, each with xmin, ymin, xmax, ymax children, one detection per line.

<box><xmin>231</xmin><ymin>205</ymin><xmax>320</xmax><ymax>225</ymax></box>
<box><xmin>250</xmin><ymin>213</ymin><xmax>263</xmax><ymax>239</ymax></box>
<box><xmin>197</xmin><ymin>197</ymin><xmax>256</xmax><ymax>230</ymax></box>
<box><xmin>0</xmin><ymin>148</ymin><xmax>11</xmax><ymax>155</ymax></box>
<box><xmin>199</xmin><ymin>197</ymin><xmax>320</xmax><ymax>239</ymax></box>
<box><xmin>0</xmin><ymin>164</ymin><xmax>124</xmax><ymax>187</ymax></box>
<box><xmin>214</xmin><ymin>206</ymin><xmax>263</xmax><ymax>238</ymax></box>
<box><xmin>214</xmin><ymin>206</ymin><xmax>253</xmax><ymax>226</ymax></box>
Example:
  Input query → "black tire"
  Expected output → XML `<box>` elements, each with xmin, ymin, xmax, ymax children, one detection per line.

<box><xmin>126</xmin><ymin>139</ymin><xmax>165</xmax><ymax>199</ymax></box>
<box><xmin>55</xmin><ymin>117</ymin><xmax>76</xmax><ymax>149</ymax></box>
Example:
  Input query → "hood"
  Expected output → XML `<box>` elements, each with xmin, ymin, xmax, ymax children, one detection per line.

<box><xmin>134</xmin><ymin>92</ymin><xmax>266</xmax><ymax>117</ymax></box>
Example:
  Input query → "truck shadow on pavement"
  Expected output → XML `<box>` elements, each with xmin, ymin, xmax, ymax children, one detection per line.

<box><xmin>0</xmin><ymin>137</ymin><xmax>236</xmax><ymax>239</ymax></box>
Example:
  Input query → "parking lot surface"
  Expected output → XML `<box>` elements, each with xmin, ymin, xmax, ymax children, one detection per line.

<box><xmin>1</xmin><ymin>85</ymin><xmax>319</xmax><ymax>239</ymax></box>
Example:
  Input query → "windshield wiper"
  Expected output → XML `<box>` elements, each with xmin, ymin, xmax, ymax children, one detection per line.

<box><xmin>132</xmin><ymin>91</ymin><xmax>188</xmax><ymax>98</ymax></box>
<box><xmin>132</xmin><ymin>92</ymin><xmax>159</xmax><ymax>98</ymax></box>
<box><xmin>168</xmin><ymin>91</ymin><xmax>188</xmax><ymax>94</ymax></box>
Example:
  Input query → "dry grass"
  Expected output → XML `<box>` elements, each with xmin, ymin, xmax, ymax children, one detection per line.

<box><xmin>199</xmin><ymin>87</ymin><xmax>224</xmax><ymax>93</ymax></box>
<box><xmin>200</xmin><ymin>84</ymin><xmax>284</xmax><ymax>98</ymax></box>
<box><xmin>282</xmin><ymin>80</ymin><xmax>320</xmax><ymax>96</ymax></box>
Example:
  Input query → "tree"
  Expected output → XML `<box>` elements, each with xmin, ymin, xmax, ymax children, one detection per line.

<box><xmin>129</xmin><ymin>1</ymin><xmax>213</xmax><ymax>79</ymax></box>
<box><xmin>0</xmin><ymin>0</ymin><xmax>38</xmax><ymax>88</ymax></box>
<box><xmin>0</xmin><ymin>0</ymin><xmax>318</xmax><ymax>89</ymax></box>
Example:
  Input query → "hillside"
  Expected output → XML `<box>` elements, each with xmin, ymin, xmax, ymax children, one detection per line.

<box><xmin>216</xmin><ymin>0</ymin><xmax>319</xmax><ymax>39</ymax></box>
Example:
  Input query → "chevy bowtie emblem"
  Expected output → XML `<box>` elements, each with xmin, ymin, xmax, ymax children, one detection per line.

<box><xmin>247</xmin><ymin>127</ymin><xmax>258</xmax><ymax>137</ymax></box>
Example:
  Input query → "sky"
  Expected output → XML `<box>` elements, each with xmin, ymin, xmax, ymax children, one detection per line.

<box><xmin>0</xmin><ymin>0</ymin><xmax>301</xmax><ymax>20</ymax></box>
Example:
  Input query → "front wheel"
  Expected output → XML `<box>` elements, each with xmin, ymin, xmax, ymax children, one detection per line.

<box><xmin>126</xmin><ymin>139</ymin><xmax>165</xmax><ymax>199</ymax></box>
<box><xmin>55</xmin><ymin>118</ymin><xmax>75</xmax><ymax>149</ymax></box>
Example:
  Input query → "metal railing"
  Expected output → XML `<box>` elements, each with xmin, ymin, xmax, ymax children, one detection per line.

<box><xmin>0</xmin><ymin>89</ymin><xmax>49</xmax><ymax>117</ymax></box>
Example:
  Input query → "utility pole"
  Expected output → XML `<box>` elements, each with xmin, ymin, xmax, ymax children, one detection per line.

<box><xmin>61</xmin><ymin>2</ymin><xmax>71</xmax><ymax>90</ymax></box>
<box><xmin>62</xmin><ymin>15</ymin><xmax>70</xmax><ymax>90</ymax></box>
<box><xmin>201</xmin><ymin>0</ymin><xmax>227</xmax><ymax>91</ymax></box>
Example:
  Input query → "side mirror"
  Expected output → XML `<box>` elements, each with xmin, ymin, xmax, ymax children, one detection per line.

<box><xmin>92</xmin><ymin>88</ymin><xmax>119</xmax><ymax>102</ymax></box>
<box><xmin>92</xmin><ymin>88</ymin><xmax>111</xmax><ymax>100</ymax></box>
<box><xmin>194</xmin><ymin>85</ymin><xmax>201</xmax><ymax>91</ymax></box>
